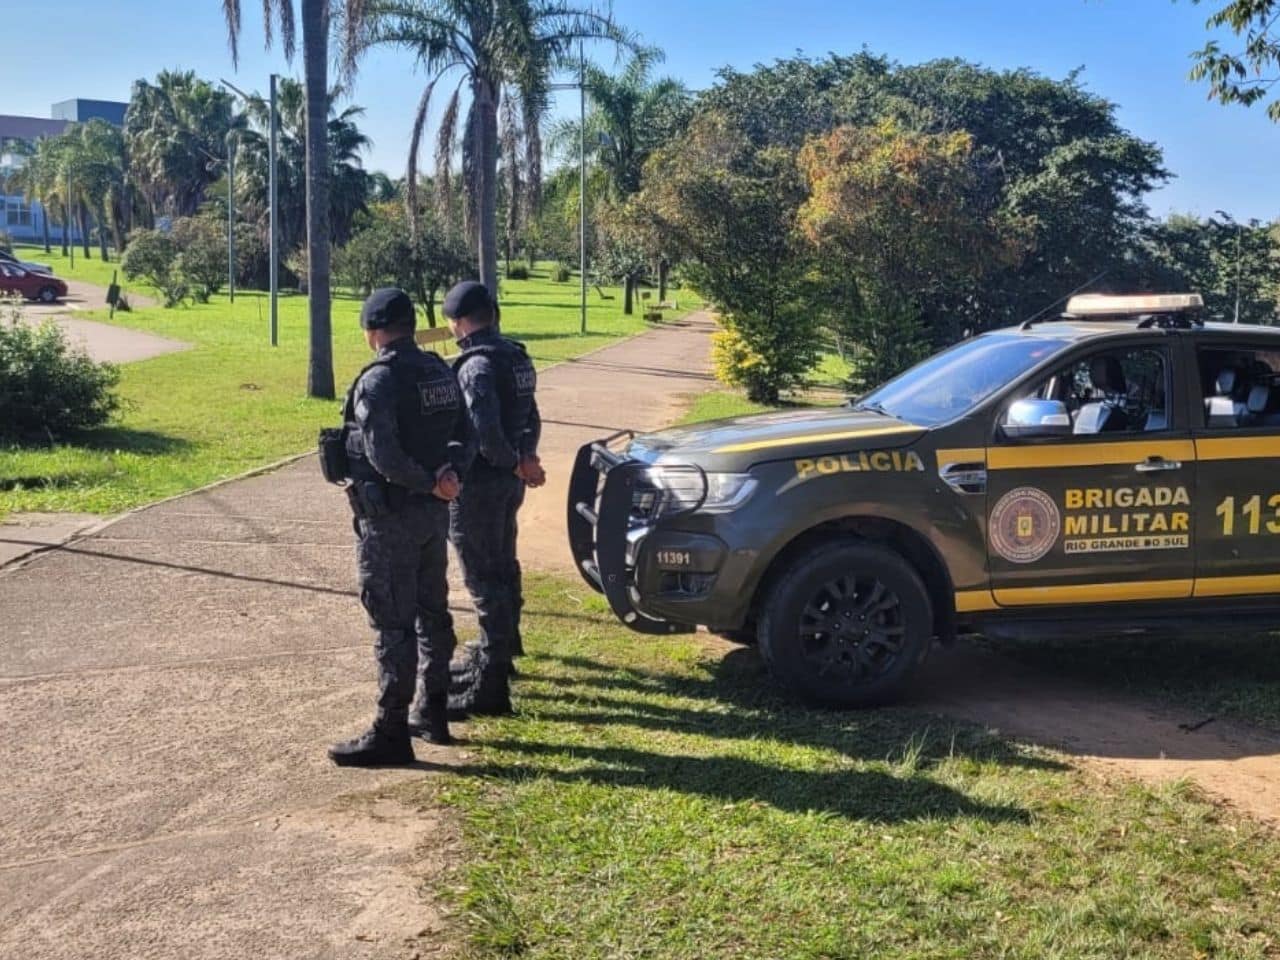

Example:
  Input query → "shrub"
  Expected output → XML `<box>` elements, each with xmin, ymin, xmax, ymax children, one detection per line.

<box><xmin>0</xmin><ymin>309</ymin><xmax>120</xmax><ymax>440</ymax></box>
<box><xmin>506</xmin><ymin>264</ymin><xmax>531</xmax><ymax>280</ymax></box>
<box><xmin>552</xmin><ymin>263</ymin><xmax>572</xmax><ymax>283</ymax></box>
<box><xmin>171</xmin><ymin>217</ymin><xmax>225</xmax><ymax>303</ymax></box>
<box><xmin>122</xmin><ymin>230</ymin><xmax>187</xmax><ymax>307</ymax></box>
<box><xmin>711</xmin><ymin>318</ymin><xmax>818</xmax><ymax>404</ymax></box>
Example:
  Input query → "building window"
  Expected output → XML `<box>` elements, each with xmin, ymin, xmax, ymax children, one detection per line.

<box><xmin>5</xmin><ymin>197</ymin><xmax>32</xmax><ymax>228</ymax></box>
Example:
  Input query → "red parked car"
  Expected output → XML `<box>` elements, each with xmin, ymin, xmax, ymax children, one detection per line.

<box><xmin>0</xmin><ymin>261</ymin><xmax>67</xmax><ymax>303</ymax></box>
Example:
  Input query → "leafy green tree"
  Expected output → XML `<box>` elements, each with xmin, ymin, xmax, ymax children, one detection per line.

<box><xmin>1187</xmin><ymin>0</ymin><xmax>1280</xmax><ymax>120</ymax></box>
<box><xmin>122</xmin><ymin>229</ymin><xmax>187</xmax><ymax>306</ymax></box>
<box><xmin>1140</xmin><ymin>214</ymin><xmax>1280</xmax><ymax>324</ymax></box>
<box><xmin>354</xmin><ymin>0</ymin><xmax>631</xmax><ymax>293</ymax></box>
<box><xmin>798</xmin><ymin>120</ymin><xmax>1028</xmax><ymax>388</ymax></box>
<box><xmin>634</xmin><ymin>112</ymin><xmax>820</xmax><ymax>403</ymax></box>
<box><xmin>337</xmin><ymin>203</ymin><xmax>472</xmax><ymax>324</ymax></box>
<box><xmin>171</xmin><ymin>217</ymin><xmax>227</xmax><ymax>303</ymax></box>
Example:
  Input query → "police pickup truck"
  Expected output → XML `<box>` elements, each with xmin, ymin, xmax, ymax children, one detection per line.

<box><xmin>568</xmin><ymin>294</ymin><xmax>1280</xmax><ymax>706</ymax></box>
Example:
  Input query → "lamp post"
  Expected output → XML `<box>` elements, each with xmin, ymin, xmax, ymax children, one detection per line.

<box><xmin>221</xmin><ymin>75</ymin><xmax>279</xmax><ymax>344</ymax></box>
<box><xmin>550</xmin><ymin>43</ymin><xmax>589</xmax><ymax>334</ymax></box>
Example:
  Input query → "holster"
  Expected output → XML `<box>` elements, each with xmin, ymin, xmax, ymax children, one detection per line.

<box><xmin>318</xmin><ymin>427</ymin><xmax>349</xmax><ymax>485</ymax></box>
<box><xmin>346</xmin><ymin>480</ymin><xmax>393</xmax><ymax>520</ymax></box>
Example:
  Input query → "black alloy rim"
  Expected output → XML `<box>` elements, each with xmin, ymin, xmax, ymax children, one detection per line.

<box><xmin>797</xmin><ymin>574</ymin><xmax>905</xmax><ymax>683</ymax></box>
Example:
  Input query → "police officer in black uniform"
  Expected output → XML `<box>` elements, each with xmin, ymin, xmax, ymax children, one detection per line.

<box><xmin>329</xmin><ymin>287</ymin><xmax>474</xmax><ymax>766</ymax></box>
<box><xmin>442</xmin><ymin>281</ymin><xmax>544</xmax><ymax>717</ymax></box>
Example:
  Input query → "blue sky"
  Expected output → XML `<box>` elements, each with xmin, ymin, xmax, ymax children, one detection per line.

<box><xmin>3</xmin><ymin>0</ymin><xmax>1275</xmax><ymax>220</ymax></box>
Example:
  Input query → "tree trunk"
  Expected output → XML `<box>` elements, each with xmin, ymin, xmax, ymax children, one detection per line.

<box><xmin>78</xmin><ymin>203</ymin><xmax>91</xmax><ymax>258</ymax></box>
<box><xmin>624</xmin><ymin>275</ymin><xmax>634</xmax><ymax>315</ymax></box>
<box><xmin>474</xmin><ymin>78</ymin><xmax>500</xmax><ymax>295</ymax></box>
<box><xmin>658</xmin><ymin>258</ymin><xmax>669</xmax><ymax>302</ymax></box>
<box><xmin>302</xmin><ymin>0</ymin><xmax>335</xmax><ymax>400</ymax></box>
<box><xmin>98</xmin><ymin>201</ymin><xmax>110</xmax><ymax>261</ymax></box>
<box><xmin>41</xmin><ymin>205</ymin><xmax>51</xmax><ymax>254</ymax></box>
<box><xmin>60</xmin><ymin>204</ymin><xmax>69</xmax><ymax>255</ymax></box>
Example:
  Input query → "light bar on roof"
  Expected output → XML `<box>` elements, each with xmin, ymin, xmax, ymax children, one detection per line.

<box><xmin>1064</xmin><ymin>293</ymin><xmax>1204</xmax><ymax>317</ymax></box>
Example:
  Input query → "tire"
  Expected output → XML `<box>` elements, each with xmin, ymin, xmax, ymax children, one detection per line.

<box><xmin>758</xmin><ymin>539</ymin><xmax>933</xmax><ymax>707</ymax></box>
<box><xmin>38</xmin><ymin>286</ymin><xmax>58</xmax><ymax>304</ymax></box>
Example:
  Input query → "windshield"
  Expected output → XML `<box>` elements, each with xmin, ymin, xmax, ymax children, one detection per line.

<box><xmin>855</xmin><ymin>334</ymin><xmax>1071</xmax><ymax>426</ymax></box>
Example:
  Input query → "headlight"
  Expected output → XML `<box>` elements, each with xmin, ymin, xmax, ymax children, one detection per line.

<box><xmin>701</xmin><ymin>472</ymin><xmax>758</xmax><ymax>513</ymax></box>
<box><xmin>630</xmin><ymin>465</ymin><xmax>756</xmax><ymax>523</ymax></box>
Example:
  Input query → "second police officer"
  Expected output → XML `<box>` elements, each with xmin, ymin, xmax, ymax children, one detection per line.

<box><xmin>442</xmin><ymin>281</ymin><xmax>545</xmax><ymax>717</ymax></box>
<box><xmin>328</xmin><ymin>287</ymin><xmax>474</xmax><ymax>767</ymax></box>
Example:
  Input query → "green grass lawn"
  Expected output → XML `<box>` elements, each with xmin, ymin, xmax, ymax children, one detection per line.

<box><xmin>1</xmin><ymin>267</ymin><xmax>686</xmax><ymax>518</ymax></box>
<box><xmin>13</xmin><ymin>243</ymin><xmax>140</xmax><ymax>292</ymax></box>
<box><xmin>406</xmin><ymin>573</ymin><xmax>1280</xmax><ymax>959</ymax></box>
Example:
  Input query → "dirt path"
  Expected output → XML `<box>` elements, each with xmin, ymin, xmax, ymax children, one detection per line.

<box><xmin>0</xmin><ymin>314</ymin><xmax>716</xmax><ymax>960</ymax></box>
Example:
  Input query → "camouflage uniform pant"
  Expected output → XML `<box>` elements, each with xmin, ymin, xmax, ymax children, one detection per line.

<box><xmin>449</xmin><ymin>471</ymin><xmax>525</xmax><ymax>671</ymax></box>
<box><xmin>355</xmin><ymin>495</ymin><xmax>457</xmax><ymax>723</ymax></box>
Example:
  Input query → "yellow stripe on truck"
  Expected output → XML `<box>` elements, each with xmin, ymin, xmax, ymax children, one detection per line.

<box><xmin>987</xmin><ymin>440</ymin><xmax>1194</xmax><ymax>471</ymax></box>
<box><xmin>954</xmin><ymin>590</ymin><xmax>998</xmax><ymax>612</ymax></box>
<box><xmin>1194</xmin><ymin>574</ymin><xmax>1280</xmax><ymax>598</ymax></box>
<box><xmin>712</xmin><ymin>425</ymin><xmax>920</xmax><ymax>455</ymax></box>
<box><xmin>993</xmin><ymin>578</ymin><xmax>1193</xmax><ymax>606</ymax></box>
<box><xmin>1195</xmin><ymin>436</ymin><xmax>1280</xmax><ymax>461</ymax></box>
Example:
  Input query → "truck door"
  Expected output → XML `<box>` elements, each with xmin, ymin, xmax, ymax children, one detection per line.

<box><xmin>1190</xmin><ymin>340</ymin><xmax>1280</xmax><ymax>598</ymax></box>
<box><xmin>986</xmin><ymin>341</ymin><xmax>1196</xmax><ymax>607</ymax></box>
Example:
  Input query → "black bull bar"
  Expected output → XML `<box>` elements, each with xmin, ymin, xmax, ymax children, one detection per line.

<box><xmin>566</xmin><ymin>431</ymin><xmax>698</xmax><ymax>635</ymax></box>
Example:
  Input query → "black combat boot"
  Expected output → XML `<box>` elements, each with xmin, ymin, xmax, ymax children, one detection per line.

<box><xmin>448</xmin><ymin>670</ymin><xmax>513</xmax><ymax>720</ymax></box>
<box><xmin>409</xmin><ymin>693</ymin><xmax>453</xmax><ymax>745</ymax></box>
<box><xmin>424</xmin><ymin>693</ymin><xmax>452</xmax><ymax>745</ymax></box>
<box><xmin>328</xmin><ymin>720</ymin><xmax>415</xmax><ymax>767</ymax></box>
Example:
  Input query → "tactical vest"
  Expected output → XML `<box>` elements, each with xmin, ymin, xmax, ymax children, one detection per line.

<box><xmin>454</xmin><ymin>332</ymin><xmax>537</xmax><ymax>473</ymax></box>
<box><xmin>342</xmin><ymin>343</ymin><xmax>463</xmax><ymax>488</ymax></box>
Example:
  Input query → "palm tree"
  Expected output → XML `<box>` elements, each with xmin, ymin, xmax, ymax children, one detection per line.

<box><xmin>221</xmin><ymin>0</ymin><xmax>368</xmax><ymax>399</ymax></box>
<box><xmin>124</xmin><ymin>71</ymin><xmax>240</xmax><ymax>221</ymax></box>
<box><xmin>236</xmin><ymin>78</ymin><xmax>373</xmax><ymax>271</ymax></box>
<box><xmin>551</xmin><ymin>48</ymin><xmax>690</xmax><ymax>201</ymax></box>
<box><xmin>71</xmin><ymin>120</ymin><xmax>129</xmax><ymax>260</ymax></box>
<box><xmin>355</xmin><ymin>0</ymin><xmax>632</xmax><ymax>294</ymax></box>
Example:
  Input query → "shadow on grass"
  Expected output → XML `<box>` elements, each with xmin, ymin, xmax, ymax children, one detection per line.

<box><xmin>2</xmin><ymin>426</ymin><xmax>191</xmax><ymax>457</ymax></box>
<box><xmin>432</xmin><ymin>646</ymin><xmax>1045</xmax><ymax>824</ymax></box>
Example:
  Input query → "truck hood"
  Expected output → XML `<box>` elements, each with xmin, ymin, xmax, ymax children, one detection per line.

<box><xmin>627</xmin><ymin>406</ymin><xmax>925</xmax><ymax>471</ymax></box>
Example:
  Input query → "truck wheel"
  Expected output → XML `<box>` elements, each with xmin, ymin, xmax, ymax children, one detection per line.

<box><xmin>758</xmin><ymin>539</ymin><xmax>932</xmax><ymax>707</ymax></box>
<box><xmin>38</xmin><ymin>286</ymin><xmax>58</xmax><ymax>303</ymax></box>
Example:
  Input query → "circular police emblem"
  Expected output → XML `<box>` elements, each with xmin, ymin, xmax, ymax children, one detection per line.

<box><xmin>990</xmin><ymin>487</ymin><xmax>1060</xmax><ymax>564</ymax></box>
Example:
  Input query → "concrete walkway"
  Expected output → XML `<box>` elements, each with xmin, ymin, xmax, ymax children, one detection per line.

<box><xmin>10</xmin><ymin>277</ymin><xmax>188</xmax><ymax>365</ymax></box>
<box><xmin>0</xmin><ymin>314</ymin><xmax>716</xmax><ymax>960</ymax></box>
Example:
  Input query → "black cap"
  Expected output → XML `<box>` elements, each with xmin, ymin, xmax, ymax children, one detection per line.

<box><xmin>442</xmin><ymin>280</ymin><xmax>495</xmax><ymax>321</ymax></box>
<box><xmin>360</xmin><ymin>287</ymin><xmax>416</xmax><ymax>330</ymax></box>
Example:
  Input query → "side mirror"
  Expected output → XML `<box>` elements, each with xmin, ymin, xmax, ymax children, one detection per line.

<box><xmin>1002</xmin><ymin>398</ymin><xmax>1072</xmax><ymax>439</ymax></box>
